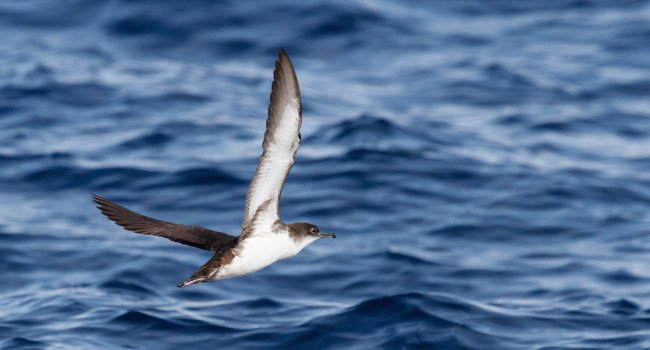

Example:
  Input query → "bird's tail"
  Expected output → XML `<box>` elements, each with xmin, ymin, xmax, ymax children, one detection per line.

<box><xmin>177</xmin><ymin>276</ymin><xmax>208</xmax><ymax>288</ymax></box>
<box><xmin>177</xmin><ymin>255</ymin><xmax>220</xmax><ymax>288</ymax></box>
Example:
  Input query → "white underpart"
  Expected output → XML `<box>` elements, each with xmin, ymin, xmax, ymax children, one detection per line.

<box><xmin>244</xmin><ymin>101</ymin><xmax>301</xmax><ymax>226</ymax></box>
<box><xmin>216</xmin><ymin>229</ymin><xmax>317</xmax><ymax>280</ymax></box>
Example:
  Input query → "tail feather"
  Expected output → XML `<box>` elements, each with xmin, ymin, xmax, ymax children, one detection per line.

<box><xmin>177</xmin><ymin>255</ymin><xmax>221</xmax><ymax>288</ymax></box>
<box><xmin>177</xmin><ymin>277</ymin><xmax>208</xmax><ymax>288</ymax></box>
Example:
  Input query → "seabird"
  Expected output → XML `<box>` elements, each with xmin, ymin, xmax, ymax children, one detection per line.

<box><xmin>92</xmin><ymin>49</ymin><xmax>335</xmax><ymax>288</ymax></box>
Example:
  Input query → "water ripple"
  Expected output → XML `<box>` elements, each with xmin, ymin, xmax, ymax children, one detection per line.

<box><xmin>2</xmin><ymin>0</ymin><xmax>650</xmax><ymax>349</ymax></box>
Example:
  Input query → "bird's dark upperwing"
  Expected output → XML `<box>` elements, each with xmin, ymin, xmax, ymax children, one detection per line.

<box><xmin>241</xmin><ymin>49</ymin><xmax>302</xmax><ymax>237</ymax></box>
<box><xmin>92</xmin><ymin>194</ymin><xmax>237</xmax><ymax>252</ymax></box>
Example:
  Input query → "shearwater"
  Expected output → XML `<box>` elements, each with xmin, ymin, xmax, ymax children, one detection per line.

<box><xmin>92</xmin><ymin>49</ymin><xmax>335</xmax><ymax>287</ymax></box>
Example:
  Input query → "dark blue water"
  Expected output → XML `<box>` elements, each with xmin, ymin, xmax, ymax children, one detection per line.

<box><xmin>2</xmin><ymin>0</ymin><xmax>650</xmax><ymax>348</ymax></box>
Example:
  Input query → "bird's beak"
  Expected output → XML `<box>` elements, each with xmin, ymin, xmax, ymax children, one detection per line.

<box><xmin>318</xmin><ymin>232</ymin><xmax>336</xmax><ymax>238</ymax></box>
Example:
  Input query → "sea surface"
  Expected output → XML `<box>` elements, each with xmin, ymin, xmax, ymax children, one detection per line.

<box><xmin>1</xmin><ymin>0</ymin><xmax>650</xmax><ymax>349</ymax></box>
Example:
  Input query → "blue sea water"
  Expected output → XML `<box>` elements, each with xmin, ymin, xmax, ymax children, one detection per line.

<box><xmin>1</xmin><ymin>0</ymin><xmax>650</xmax><ymax>348</ymax></box>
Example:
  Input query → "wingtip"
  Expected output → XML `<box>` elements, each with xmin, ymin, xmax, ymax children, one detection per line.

<box><xmin>277</xmin><ymin>48</ymin><xmax>292</xmax><ymax>64</ymax></box>
<box><xmin>91</xmin><ymin>193</ymin><xmax>103</xmax><ymax>206</ymax></box>
<box><xmin>91</xmin><ymin>193</ymin><xmax>112</xmax><ymax>209</ymax></box>
<box><xmin>91</xmin><ymin>194</ymin><xmax>123</xmax><ymax>221</ymax></box>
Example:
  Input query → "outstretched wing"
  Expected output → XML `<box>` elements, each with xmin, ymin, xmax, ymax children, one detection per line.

<box><xmin>241</xmin><ymin>49</ymin><xmax>302</xmax><ymax>236</ymax></box>
<box><xmin>92</xmin><ymin>194</ymin><xmax>237</xmax><ymax>252</ymax></box>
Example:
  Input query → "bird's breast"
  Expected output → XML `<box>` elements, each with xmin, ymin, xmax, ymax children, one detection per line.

<box><xmin>215</xmin><ymin>233</ymin><xmax>301</xmax><ymax>279</ymax></box>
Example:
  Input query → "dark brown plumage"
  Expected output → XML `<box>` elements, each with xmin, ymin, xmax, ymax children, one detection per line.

<box><xmin>92</xmin><ymin>194</ymin><xmax>238</xmax><ymax>253</ymax></box>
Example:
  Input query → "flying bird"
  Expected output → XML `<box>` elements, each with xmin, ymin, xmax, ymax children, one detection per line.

<box><xmin>93</xmin><ymin>49</ymin><xmax>335</xmax><ymax>287</ymax></box>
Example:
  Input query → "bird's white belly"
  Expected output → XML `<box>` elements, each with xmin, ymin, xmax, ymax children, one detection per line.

<box><xmin>216</xmin><ymin>233</ymin><xmax>301</xmax><ymax>279</ymax></box>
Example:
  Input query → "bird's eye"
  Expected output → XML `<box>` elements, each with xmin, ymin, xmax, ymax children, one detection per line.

<box><xmin>310</xmin><ymin>227</ymin><xmax>318</xmax><ymax>234</ymax></box>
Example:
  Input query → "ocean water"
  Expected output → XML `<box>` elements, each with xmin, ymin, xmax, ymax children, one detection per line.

<box><xmin>1</xmin><ymin>0</ymin><xmax>650</xmax><ymax>348</ymax></box>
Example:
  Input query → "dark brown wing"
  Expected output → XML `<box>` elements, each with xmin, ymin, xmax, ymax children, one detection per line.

<box><xmin>92</xmin><ymin>194</ymin><xmax>237</xmax><ymax>252</ymax></box>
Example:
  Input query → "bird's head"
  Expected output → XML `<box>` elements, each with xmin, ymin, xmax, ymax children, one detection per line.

<box><xmin>288</xmin><ymin>222</ymin><xmax>336</xmax><ymax>242</ymax></box>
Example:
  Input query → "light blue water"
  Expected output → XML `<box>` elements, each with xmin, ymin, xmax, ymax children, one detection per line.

<box><xmin>2</xmin><ymin>1</ymin><xmax>650</xmax><ymax>348</ymax></box>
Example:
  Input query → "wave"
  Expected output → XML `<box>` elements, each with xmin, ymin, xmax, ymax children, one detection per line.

<box><xmin>2</xmin><ymin>0</ymin><xmax>650</xmax><ymax>348</ymax></box>
<box><xmin>308</xmin><ymin>115</ymin><xmax>441</xmax><ymax>151</ymax></box>
<box><xmin>18</xmin><ymin>164</ymin><xmax>243</xmax><ymax>191</ymax></box>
